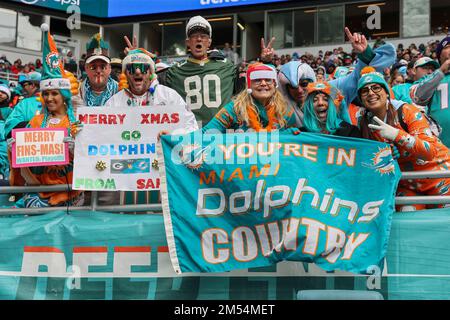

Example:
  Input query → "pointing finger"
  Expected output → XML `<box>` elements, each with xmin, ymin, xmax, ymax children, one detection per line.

<box><xmin>267</xmin><ymin>37</ymin><xmax>275</xmax><ymax>49</ymax></box>
<box><xmin>261</xmin><ymin>38</ymin><xmax>265</xmax><ymax>49</ymax></box>
<box><xmin>344</xmin><ymin>27</ymin><xmax>353</xmax><ymax>41</ymax></box>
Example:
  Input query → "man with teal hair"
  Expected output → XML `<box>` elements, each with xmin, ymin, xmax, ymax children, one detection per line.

<box><xmin>76</xmin><ymin>33</ymin><xmax>118</xmax><ymax>107</ymax></box>
<box><xmin>277</xmin><ymin>27</ymin><xmax>396</xmax><ymax>129</ymax></box>
<box><xmin>301</xmin><ymin>81</ymin><xmax>361</xmax><ymax>137</ymax></box>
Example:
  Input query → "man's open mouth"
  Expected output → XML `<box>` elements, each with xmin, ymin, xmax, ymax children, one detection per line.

<box><xmin>133</xmin><ymin>76</ymin><xmax>144</xmax><ymax>85</ymax></box>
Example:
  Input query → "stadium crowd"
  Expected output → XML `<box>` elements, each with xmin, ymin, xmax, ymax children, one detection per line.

<box><xmin>0</xmin><ymin>16</ymin><xmax>449</xmax><ymax>212</ymax></box>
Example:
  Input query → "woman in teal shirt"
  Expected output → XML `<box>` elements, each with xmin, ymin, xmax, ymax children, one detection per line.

<box><xmin>202</xmin><ymin>63</ymin><xmax>297</xmax><ymax>133</ymax></box>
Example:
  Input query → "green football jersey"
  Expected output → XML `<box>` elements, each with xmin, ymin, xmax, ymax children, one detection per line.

<box><xmin>166</xmin><ymin>58</ymin><xmax>237</xmax><ymax>127</ymax></box>
<box><xmin>429</xmin><ymin>74</ymin><xmax>450</xmax><ymax>147</ymax></box>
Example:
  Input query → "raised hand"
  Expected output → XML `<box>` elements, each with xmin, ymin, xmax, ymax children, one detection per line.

<box><xmin>67</xmin><ymin>120</ymin><xmax>83</xmax><ymax>138</ymax></box>
<box><xmin>157</xmin><ymin>130</ymin><xmax>170</xmax><ymax>141</ymax></box>
<box><xmin>124</xmin><ymin>35</ymin><xmax>138</xmax><ymax>56</ymax></box>
<box><xmin>368</xmin><ymin>116</ymin><xmax>400</xmax><ymax>141</ymax></box>
<box><xmin>345</xmin><ymin>27</ymin><xmax>368</xmax><ymax>54</ymax></box>
<box><xmin>260</xmin><ymin>37</ymin><xmax>276</xmax><ymax>63</ymax></box>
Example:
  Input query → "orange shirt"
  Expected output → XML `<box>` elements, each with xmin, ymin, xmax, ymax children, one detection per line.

<box><xmin>10</xmin><ymin>114</ymin><xmax>82</xmax><ymax>206</ymax></box>
<box><xmin>371</xmin><ymin>103</ymin><xmax>450</xmax><ymax>172</ymax></box>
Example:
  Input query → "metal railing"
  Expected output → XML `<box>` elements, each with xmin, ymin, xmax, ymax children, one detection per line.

<box><xmin>0</xmin><ymin>71</ymin><xmax>19</xmax><ymax>83</ymax></box>
<box><xmin>0</xmin><ymin>170</ymin><xmax>449</xmax><ymax>216</ymax></box>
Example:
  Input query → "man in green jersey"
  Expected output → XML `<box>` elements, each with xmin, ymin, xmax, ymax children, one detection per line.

<box><xmin>411</xmin><ymin>36</ymin><xmax>450</xmax><ymax>146</ymax></box>
<box><xmin>161</xmin><ymin>15</ymin><xmax>274</xmax><ymax>127</ymax></box>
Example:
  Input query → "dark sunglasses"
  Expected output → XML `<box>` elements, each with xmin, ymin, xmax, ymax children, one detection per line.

<box><xmin>299</xmin><ymin>80</ymin><xmax>312</xmax><ymax>88</ymax></box>
<box><xmin>125</xmin><ymin>63</ymin><xmax>151</xmax><ymax>74</ymax></box>
<box><xmin>360</xmin><ymin>84</ymin><xmax>383</xmax><ymax>97</ymax></box>
<box><xmin>288</xmin><ymin>80</ymin><xmax>311</xmax><ymax>90</ymax></box>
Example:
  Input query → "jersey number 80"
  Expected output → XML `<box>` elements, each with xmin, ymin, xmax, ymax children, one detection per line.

<box><xmin>184</xmin><ymin>75</ymin><xmax>222</xmax><ymax>110</ymax></box>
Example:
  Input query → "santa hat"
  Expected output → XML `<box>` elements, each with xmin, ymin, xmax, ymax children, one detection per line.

<box><xmin>39</xmin><ymin>24</ymin><xmax>71</xmax><ymax>91</ymax></box>
<box><xmin>122</xmin><ymin>48</ymin><xmax>156</xmax><ymax>74</ymax></box>
<box><xmin>246</xmin><ymin>63</ymin><xmax>278</xmax><ymax>94</ymax></box>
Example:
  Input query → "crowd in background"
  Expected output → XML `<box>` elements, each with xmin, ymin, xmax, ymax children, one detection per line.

<box><xmin>0</xmin><ymin>38</ymin><xmax>443</xmax><ymax>91</ymax></box>
<box><xmin>0</xmin><ymin>17</ymin><xmax>449</xmax><ymax>211</ymax></box>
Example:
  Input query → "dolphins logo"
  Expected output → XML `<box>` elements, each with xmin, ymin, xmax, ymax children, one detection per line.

<box><xmin>179</xmin><ymin>144</ymin><xmax>208</xmax><ymax>170</ymax></box>
<box><xmin>362</xmin><ymin>146</ymin><xmax>395</xmax><ymax>175</ymax></box>
<box><xmin>46</xmin><ymin>52</ymin><xmax>60</xmax><ymax>70</ymax></box>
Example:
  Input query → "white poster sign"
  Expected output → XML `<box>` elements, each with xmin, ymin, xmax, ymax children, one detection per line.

<box><xmin>73</xmin><ymin>106</ymin><xmax>186</xmax><ymax>191</ymax></box>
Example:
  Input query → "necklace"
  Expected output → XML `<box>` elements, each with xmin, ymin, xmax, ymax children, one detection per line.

<box><xmin>125</xmin><ymin>83</ymin><xmax>157</xmax><ymax>106</ymax></box>
<box><xmin>247</xmin><ymin>104</ymin><xmax>277</xmax><ymax>131</ymax></box>
<box><xmin>84</xmin><ymin>77</ymin><xmax>118</xmax><ymax>107</ymax></box>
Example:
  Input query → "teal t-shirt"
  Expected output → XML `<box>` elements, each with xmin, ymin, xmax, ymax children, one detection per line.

<box><xmin>392</xmin><ymin>83</ymin><xmax>413</xmax><ymax>104</ymax></box>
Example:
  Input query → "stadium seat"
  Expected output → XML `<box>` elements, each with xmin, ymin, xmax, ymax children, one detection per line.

<box><xmin>297</xmin><ymin>290</ymin><xmax>384</xmax><ymax>300</ymax></box>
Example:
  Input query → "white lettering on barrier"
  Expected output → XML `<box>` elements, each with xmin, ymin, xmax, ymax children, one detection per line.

<box><xmin>73</xmin><ymin>247</ymin><xmax>108</xmax><ymax>277</ymax></box>
<box><xmin>113</xmin><ymin>247</ymin><xmax>151</xmax><ymax>277</ymax></box>
<box><xmin>9</xmin><ymin>246</ymin><xmax>359</xmax><ymax>278</ymax></box>
<box><xmin>21</xmin><ymin>247</ymin><xmax>67</xmax><ymax>277</ymax></box>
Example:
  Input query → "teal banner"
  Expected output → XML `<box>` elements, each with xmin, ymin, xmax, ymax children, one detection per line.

<box><xmin>0</xmin><ymin>209</ymin><xmax>450</xmax><ymax>300</ymax></box>
<box><xmin>159</xmin><ymin>132</ymin><xmax>401</xmax><ymax>274</ymax></box>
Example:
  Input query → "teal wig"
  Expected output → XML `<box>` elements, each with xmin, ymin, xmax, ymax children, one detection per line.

<box><xmin>40</xmin><ymin>88</ymin><xmax>76</xmax><ymax>135</ymax></box>
<box><xmin>303</xmin><ymin>92</ymin><xmax>342</xmax><ymax>134</ymax></box>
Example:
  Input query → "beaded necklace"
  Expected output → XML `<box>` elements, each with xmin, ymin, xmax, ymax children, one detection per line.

<box><xmin>124</xmin><ymin>82</ymin><xmax>157</xmax><ymax>106</ymax></box>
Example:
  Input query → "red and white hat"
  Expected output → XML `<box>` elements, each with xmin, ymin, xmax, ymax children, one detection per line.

<box><xmin>246</xmin><ymin>63</ymin><xmax>278</xmax><ymax>93</ymax></box>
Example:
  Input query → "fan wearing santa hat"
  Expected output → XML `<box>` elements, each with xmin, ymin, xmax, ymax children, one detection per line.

<box><xmin>202</xmin><ymin>63</ymin><xmax>296</xmax><ymax>133</ymax></box>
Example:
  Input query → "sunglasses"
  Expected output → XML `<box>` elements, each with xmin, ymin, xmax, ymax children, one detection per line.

<box><xmin>288</xmin><ymin>80</ymin><xmax>311</xmax><ymax>90</ymax></box>
<box><xmin>360</xmin><ymin>84</ymin><xmax>383</xmax><ymax>97</ymax></box>
<box><xmin>125</xmin><ymin>63</ymin><xmax>151</xmax><ymax>74</ymax></box>
<box><xmin>299</xmin><ymin>80</ymin><xmax>312</xmax><ymax>88</ymax></box>
<box><xmin>253</xmin><ymin>78</ymin><xmax>275</xmax><ymax>85</ymax></box>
